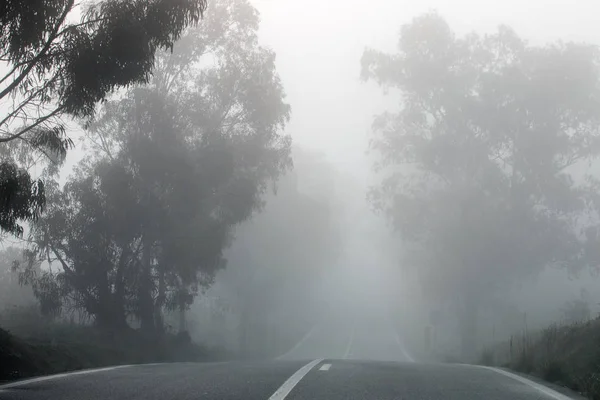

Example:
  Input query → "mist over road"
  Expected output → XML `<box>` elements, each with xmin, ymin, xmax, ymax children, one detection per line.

<box><xmin>277</xmin><ymin>309</ymin><xmax>413</xmax><ymax>362</ymax></box>
<box><xmin>1</xmin><ymin>354</ymin><xmax>582</xmax><ymax>400</ymax></box>
<box><xmin>1</xmin><ymin>306</ymin><xmax>583</xmax><ymax>400</ymax></box>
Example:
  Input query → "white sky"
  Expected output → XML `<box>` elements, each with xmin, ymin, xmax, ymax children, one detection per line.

<box><xmin>249</xmin><ymin>0</ymin><xmax>600</xmax><ymax>176</ymax></box>
<box><xmin>56</xmin><ymin>0</ymin><xmax>600</xmax><ymax>182</ymax></box>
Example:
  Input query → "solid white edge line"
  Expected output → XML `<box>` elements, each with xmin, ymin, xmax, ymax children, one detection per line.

<box><xmin>268</xmin><ymin>358</ymin><xmax>323</xmax><ymax>400</ymax></box>
<box><xmin>0</xmin><ymin>365</ymin><xmax>132</xmax><ymax>389</ymax></box>
<box><xmin>276</xmin><ymin>324</ymin><xmax>319</xmax><ymax>360</ymax></box>
<box><xmin>386</xmin><ymin>314</ymin><xmax>415</xmax><ymax>363</ymax></box>
<box><xmin>393</xmin><ymin>331</ymin><xmax>415</xmax><ymax>362</ymax></box>
<box><xmin>343</xmin><ymin>324</ymin><xmax>355</xmax><ymax>359</ymax></box>
<box><xmin>480</xmin><ymin>366</ymin><xmax>575</xmax><ymax>400</ymax></box>
<box><xmin>319</xmin><ymin>363</ymin><xmax>331</xmax><ymax>371</ymax></box>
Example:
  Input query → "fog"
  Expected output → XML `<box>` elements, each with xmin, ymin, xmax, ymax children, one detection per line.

<box><xmin>2</xmin><ymin>0</ymin><xmax>600</xmax><ymax>369</ymax></box>
<box><xmin>182</xmin><ymin>0</ymin><xmax>600</xmax><ymax>361</ymax></box>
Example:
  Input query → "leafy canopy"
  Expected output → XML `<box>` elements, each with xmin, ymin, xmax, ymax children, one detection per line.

<box><xmin>0</xmin><ymin>0</ymin><xmax>208</xmax><ymax>236</ymax></box>
<box><xmin>362</xmin><ymin>13</ymin><xmax>600</xmax><ymax>355</ymax></box>
<box><xmin>24</xmin><ymin>0</ymin><xmax>292</xmax><ymax>332</ymax></box>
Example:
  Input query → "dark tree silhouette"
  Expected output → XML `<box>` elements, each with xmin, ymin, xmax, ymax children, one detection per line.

<box><xmin>362</xmin><ymin>13</ymin><xmax>600</xmax><ymax>359</ymax></box>
<box><xmin>0</xmin><ymin>0</ymin><xmax>208</xmax><ymax>236</ymax></box>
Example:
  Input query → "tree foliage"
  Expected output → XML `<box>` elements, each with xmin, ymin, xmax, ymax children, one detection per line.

<box><xmin>21</xmin><ymin>0</ymin><xmax>291</xmax><ymax>333</ymax></box>
<box><xmin>362</xmin><ymin>13</ymin><xmax>600</xmax><ymax>358</ymax></box>
<box><xmin>0</xmin><ymin>0</ymin><xmax>208</xmax><ymax>236</ymax></box>
<box><xmin>0</xmin><ymin>247</ymin><xmax>38</xmax><ymax>309</ymax></box>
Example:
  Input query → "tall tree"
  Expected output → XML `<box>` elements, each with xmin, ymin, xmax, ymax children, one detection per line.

<box><xmin>362</xmin><ymin>13</ymin><xmax>600</xmax><ymax>359</ymax></box>
<box><xmin>0</xmin><ymin>0</ymin><xmax>208</xmax><ymax>236</ymax></box>
<box><xmin>22</xmin><ymin>0</ymin><xmax>291</xmax><ymax>333</ymax></box>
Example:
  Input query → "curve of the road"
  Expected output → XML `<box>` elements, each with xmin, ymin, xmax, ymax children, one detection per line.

<box><xmin>276</xmin><ymin>311</ymin><xmax>413</xmax><ymax>362</ymax></box>
<box><xmin>0</xmin><ymin>313</ymin><xmax>585</xmax><ymax>400</ymax></box>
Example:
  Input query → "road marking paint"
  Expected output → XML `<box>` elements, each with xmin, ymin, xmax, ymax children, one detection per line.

<box><xmin>0</xmin><ymin>365</ymin><xmax>132</xmax><ymax>389</ymax></box>
<box><xmin>386</xmin><ymin>315</ymin><xmax>415</xmax><ymax>362</ymax></box>
<box><xmin>319</xmin><ymin>363</ymin><xmax>331</xmax><ymax>371</ymax></box>
<box><xmin>276</xmin><ymin>324</ymin><xmax>320</xmax><ymax>360</ymax></box>
<box><xmin>393</xmin><ymin>331</ymin><xmax>415</xmax><ymax>362</ymax></box>
<box><xmin>343</xmin><ymin>323</ymin><xmax>355</xmax><ymax>359</ymax></box>
<box><xmin>268</xmin><ymin>358</ymin><xmax>323</xmax><ymax>400</ymax></box>
<box><xmin>481</xmin><ymin>366</ymin><xmax>574</xmax><ymax>400</ymax></box>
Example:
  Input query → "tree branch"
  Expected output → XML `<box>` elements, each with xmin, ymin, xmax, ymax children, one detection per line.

<box><xmin>56</xmin><ymin>16</ymin><xmax>107</xmax><ymax>39</ymax></box>
<box><xmin>0</xmin><ymin>0</ymin><xmax>74</xmax><ymax>101</ymax></box>
<box><xmin>0</xmin><ymin>73</ymin><xmax>60</xmax><ymax>130</ymax></box>
<box><xmin>49</xmin><ymin>243</ymin><xmax>75</xmax><ymax>276</ymax></box>
<box><xmin>0</xmin><ymin>105</ymin><xmax>65</xmax><ymax>143</ymax></box>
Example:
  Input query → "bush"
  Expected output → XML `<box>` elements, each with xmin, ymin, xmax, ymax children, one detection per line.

<box><xmin>0</xmin><ymin>320</ymin><xmax>229</xmax><ymax>383</ymax></box>
<box><xmin>479</xmin><ymin>317</ymin><xmax>600</xmax><ymax>399</ymax></box>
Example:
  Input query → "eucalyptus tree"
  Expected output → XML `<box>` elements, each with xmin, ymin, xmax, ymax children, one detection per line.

<box><xmin>362</xmin><ymin>13</ymin><xmax>600</xmax><ymax>358</ymax></box>
<box><xmin>23</xmin><ymin>0</ymin><xmax>292</xmax><ymax>333</ymax></box>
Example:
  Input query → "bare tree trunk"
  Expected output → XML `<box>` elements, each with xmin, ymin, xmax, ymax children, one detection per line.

<box><xmin>112</xmin><ymin>248</ymin><xmax>130</xmax><ymax>330</ymax></box>
<box><xmin>139</xmin><ymin>237</ymin><xmax>155</xmax><ymax>334</ymax></box>
<box><xmin>239</xmin><ymin>302</ymin><xmax>249</xmax><ymax>357</ymax></box>
<box><xmin>459</xmin><ymin>294</ymin><xmax>478</xmax><ymax>362</ymax></box>
<box><xmin>96</xmin><ymin>266</ymin><xmax>119</xmax><ymax>330</ymax></box>
<box><xmin>113</xmin><ymin>274</ymin><xmax>127</xmax><ymax>329</ymax></box>
<box><xmin>179</xmin><ymin>307</ymin><xmax>186</xmax><ymax>333</ymax></box>
<box><xmin>155</xmin><ymin>267</ymin><xmax>166</xmax><ymax>335</ymax></box>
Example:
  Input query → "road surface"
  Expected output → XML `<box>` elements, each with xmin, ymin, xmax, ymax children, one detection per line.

<box><xmin>0</xmin><ymin>313</ymin><xmax>582</xmax><ymax>400</ymax></box>
<box><xmin>277</xmin><ymin>307</ymin><xmax>413</xmax><ymax>362</ymax></box>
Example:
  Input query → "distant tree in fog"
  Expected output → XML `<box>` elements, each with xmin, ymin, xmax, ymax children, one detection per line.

<box><xmin>222</xmin><ymin>147</ymin><xmax>342</xmax><ymax>357</ymax></box>
<box><xmin>0</xmin><ymin>247</ymin><xmax>37</xmax><ymax>310</ymax></box>
<box><xmin>19</xmin><ymin>0</ymin><xmax>291</xmax><ymax>333</ymax></box>
<box><xmin>561</xmin><ymin>289</ymin><xmax>591</xmax><ymax>323</ymax></box>
<box><xmin>362</xmin><ymin>13</ymin><xmax>600</xmax><ymax>359</ymax></box>
<box><xmin>0</xmin><ymin>0</ymin><xmax>208</xmax><ymax>237</ymax></box>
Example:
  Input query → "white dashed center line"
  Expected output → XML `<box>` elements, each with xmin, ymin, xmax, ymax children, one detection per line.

<box><xmin>319</xmin><ymin>364</ymin><xmax>331</xmax><ymax>371</ymax></box>
<box><xmin>268</xmin><ymin>359</ymin><xmax>323</xmax><ymax>400</ymax></box>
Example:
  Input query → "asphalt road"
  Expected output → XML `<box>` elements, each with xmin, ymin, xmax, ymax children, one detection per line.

<box><xmin>0</xmin><ymin>314</ymin><xmax>583</xmax><ymax>400</ymax></box>
<box><xmin>277</xmin><ymin>307</ymin><xmax>413</xmax><ymax>362</ymax></box>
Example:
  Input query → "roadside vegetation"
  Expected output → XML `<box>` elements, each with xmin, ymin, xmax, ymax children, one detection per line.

<box><xmin>363</xmin><ymin>11</ymin><xmax>600</xmax><ymax>371</ymax></box>
<box><xmin>0</xmin><ymin>0</ymin><xmax>343</xmax><ymax>380</ymax></box>
<box><xmin>362</xmin><ymin>14</ymin><xmax>600</xmax><ymax>399</ymax></box>
<box><xmin>0</xmin><ymin>318</ymin><xmax>225</xmax><ymax>383</ymax></box>
<box><xmin>0</xmin><ymin>266</ymin><xmax>228</xmax><ymax>383</ymax></box>
<box><xmin>0</xmin><ymin>0</ymin><xmax>293</xmax><ymax>382</ymax></box>
<box><xmin>4</xmin><ymin>0</ymin><xmax>600</xmax><ymax>393</ymax></box>
<box><xmin>478</xmin><ymin>317</ymin><xmax>600</xmax><ymax>400</ymax></box>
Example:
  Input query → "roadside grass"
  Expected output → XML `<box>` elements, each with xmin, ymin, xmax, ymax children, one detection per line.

<box><xmin>0</xmin><ymin>306</ymin><xmax>229</xmax><ymax>383</ymax></box>
<box><xmin>479</xmin><ymin>317</ymin><xmax>600</xmax><ymax>400</ymax></box>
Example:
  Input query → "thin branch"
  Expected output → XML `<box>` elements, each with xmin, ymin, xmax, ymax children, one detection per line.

<box><xmin>0</xmin><ymin>105</ymin><xmax>65</xmax><ymax>143</ymax></box>
<box><xmin>0</xmin><ymin>73</ymin><xmax>60</xmax><ymax>129</ymax></box>
<box><xmin>164</xmin><ymin>47</ymin><xmax>212</xmax><ymax>92</ymax></box>
<box><xmin>95</xmin><ymin>127</ymin><xmax>116</xmax><ymax>160</ymax></box>
<box><xmin>17</xmin><ymin>134</ymin><xmax>63</xmax><ymax>165</ymax></box>
<box><xmin>49</xmin><ymin>243</ymin><xmax>75</xmax><ymax>276</ymax></box>
<box><xmin>556</xmin><ymin>153</ymin><xmax>584</xmax><ymax>173</ymax></box>
<box><xmin>0</xmin><ymin>0</ymin><xmax>74</xmax><ymax>101</ymax></box>
<box><xmin>56</xmin><ymin>16</ymin><xmax>107</xmax><ymax>38</ymax></box>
